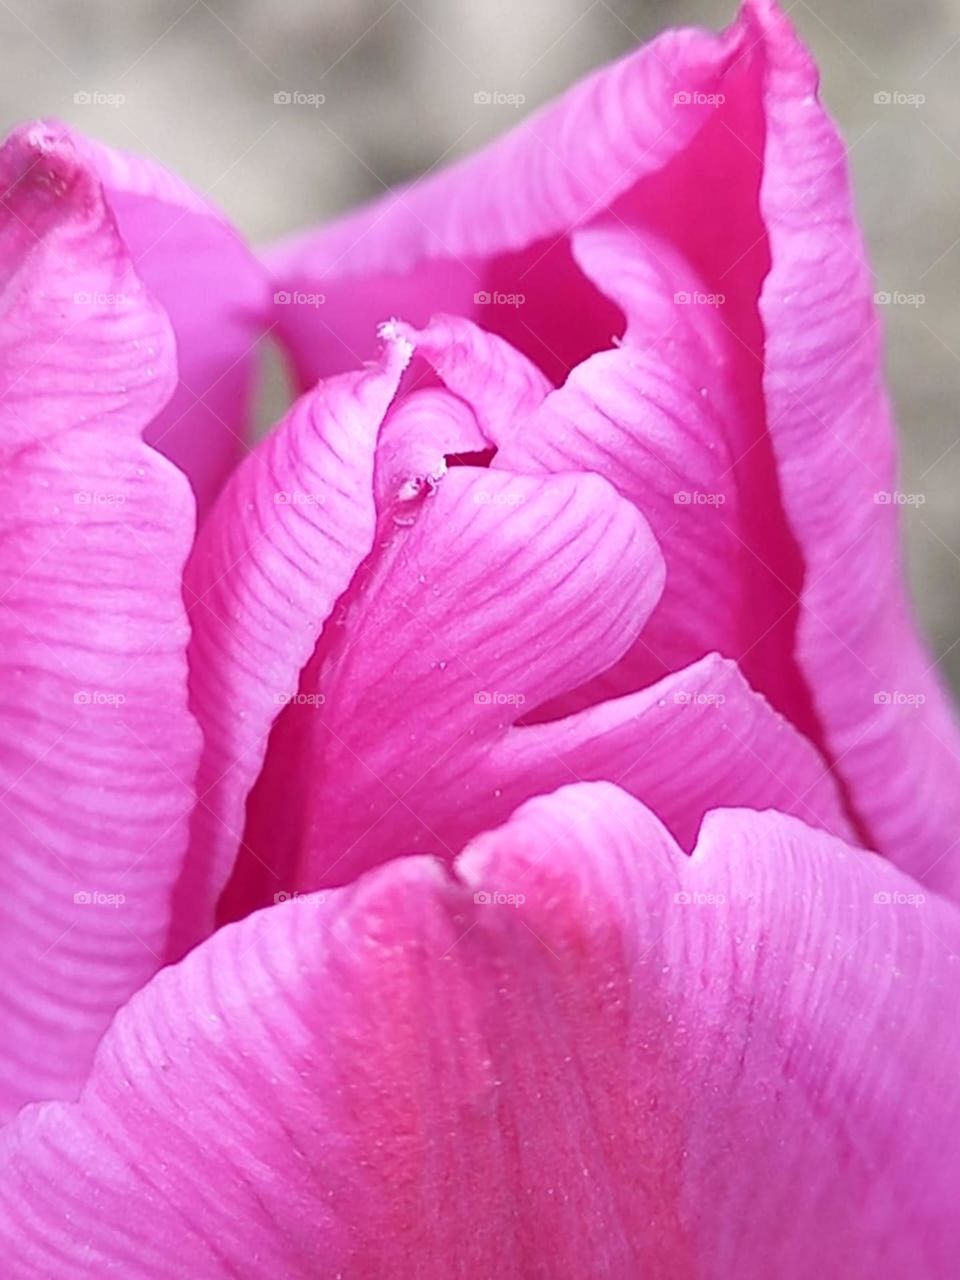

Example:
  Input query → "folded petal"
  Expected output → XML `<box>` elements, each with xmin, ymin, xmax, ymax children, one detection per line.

<box><xmin>2</xmin><ymin>784</ymin><xmax>957</xmax><ymax>1276</ymax></box>
<box><xmin>66</xmin><ymin>123</ymin><xmax>271</xmax><ymax>516</ymax></box>
<box><xmin>239</xmin><ymin>463</ymin><xmax>664</xmax><ymax>899</ymax></box>
<box><xmin>743</xmin><ymin>0</ymin><xmax>960</xmax><ymax>893</ymax></box>
<box><xmin>373</xmin><ymin>386</ymin><xmax>489</xmax><ymax>515</ymax></box>
<box><xmin>174</xmin><ymin>331</ymin><xmax>411</xmax><ymax>955</ymax></box>
<box><xmin>233</xmin><ymin>440</ymin><xmax>850</xmax><ymax>913</ymax></box>
<box><xmin>387</xmin><ymin>315</ymin><xmax>550</xmax><ymax>446</ymax></box>
<box><xmin>494</xmin><ymin>223</ymin><xmax>813</xmax><ymax>735</ymax></box>
<box><xmin>0</xmin><ymin>124</ymin><xmax>201</xmax><ymax>1115</ymax></box>
<box><xmin>380</xmin><ymin>291</ymin><xmax>835</xmax><ymax>849</ymax></box>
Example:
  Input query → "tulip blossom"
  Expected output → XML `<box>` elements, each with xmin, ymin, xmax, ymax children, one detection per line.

<box><xmin>1</xmin><ymin>0</ymin><xmax>959</xmax><ymax>1275</ymax></box>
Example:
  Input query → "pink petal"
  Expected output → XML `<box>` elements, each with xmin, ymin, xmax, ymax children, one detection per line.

<box><xmin>234</xmin><ymin>446</ymin><xmax>849</xmax><ymax>912</ymax></box>
<box><xmin>491</xmin><ymin>652</ymin><xmax>853</xmax><ymax>851</ymax></box>
<box><xmin>238</xmin><ymin>462</ymin><xmax>664</xmax><ymax>901</ymax></box>
<box><xmin>494</xmin><ymin>222</ymin><xmax>813</xmax><ymax>735</ymax></box>
<box><xmin>265</xmin><ymin>0</ymin><xmax>960</xmax><ymax>891</ymax></box>
<box><xmin>0</xmin><ymin>124</ymin><xmax>201</xmax><ymax>1115</ymax></box>
<box><xmin>65</xmin><ymin>123</ymin><xmax>271</xmax><ymax>517</ymax></box>
<box><xmin>374</xmin><ymin>386</ymin><xmax>489</xmax><ymax>514</ymax></box>
<box><xmin>173</xmin><ymin>332</ymin><xmax>412</xmax><ymax>955</ymax></box>
<box><xmin>265</xmin><ymin>21</ymin><xmax>743</xmax><ymax>386</ymax></box>
<box><xmin>256</xmin><ymin>7</ymin><xmax>824</xmax><ymax>747</ymax></box>
<box><xmin>2</xmin><ymin>785</ymin><xmax>957</xmax><ymax>1276</ymax></box>
<box><xmin>387</xmin><ymin>314</ymin><xmax>550</xmax><ymax>445</ymax></box>
<box><xmin>744</xmin><ymin>0</ymin><xmax>960</xmax><ymax>893</ymax></box>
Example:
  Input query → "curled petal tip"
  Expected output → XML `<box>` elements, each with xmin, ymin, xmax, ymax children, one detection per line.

<box><xmin>0</xmin><ymin>120</ymin><xmax>96</xmax><ymax>210</ymax></box>
<box><xmin>376</xmin><ymin>317</ymin><xmax>415</xmax><ymax>371</ymax></box>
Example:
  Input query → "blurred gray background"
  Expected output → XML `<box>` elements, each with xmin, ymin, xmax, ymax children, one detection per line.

<box><xmin>2</xmin><ymin>0</ymin><xmax>959</xmax><ymax>687</ymax></box>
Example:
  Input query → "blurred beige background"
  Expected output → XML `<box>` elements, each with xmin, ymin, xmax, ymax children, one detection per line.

<box><xmin>2</xmin><ymin>0</ymin><xmax>959</xmax><ymax>686</ymax></box>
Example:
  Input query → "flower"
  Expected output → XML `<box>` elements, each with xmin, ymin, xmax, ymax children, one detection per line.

<box><xmin>0</xmin><ymin>1</ymin><xmax>958</xmax><ymax>1275</ymax></box>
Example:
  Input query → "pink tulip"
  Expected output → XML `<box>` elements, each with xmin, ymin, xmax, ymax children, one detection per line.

<box><xmin>1</xmin><ymin>1</ymin><xmax>958</xmax><ymax>1275</ymax></box>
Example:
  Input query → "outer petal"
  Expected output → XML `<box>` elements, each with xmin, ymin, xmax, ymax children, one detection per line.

<box><xmin>744</xmin><ymin>0</ymin><xmax>960</xmax><ymax>893</ymax></box>
<box><xmin>65</xmin><ymin>123</ymin><xmax>271</xmax><ymax>516</ymax></box>
<box><xmin>173</xmin><ymin>332</ymin><xmax>411</xmax><ymax>955</ymax></box>
<box><xmin>265</xmin><ymin>22</ymin><xmax>743</xmax><ymax>385</ymax></box>
<box><xmin>0</xmin><ymin>125</ymin><xmax>201</xmax><ymax>1114</ymax></box>
<box><xmin>1</xmin><ymin>784</ymin><xmax>957</xmax><ymax>1277</ymax></box>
